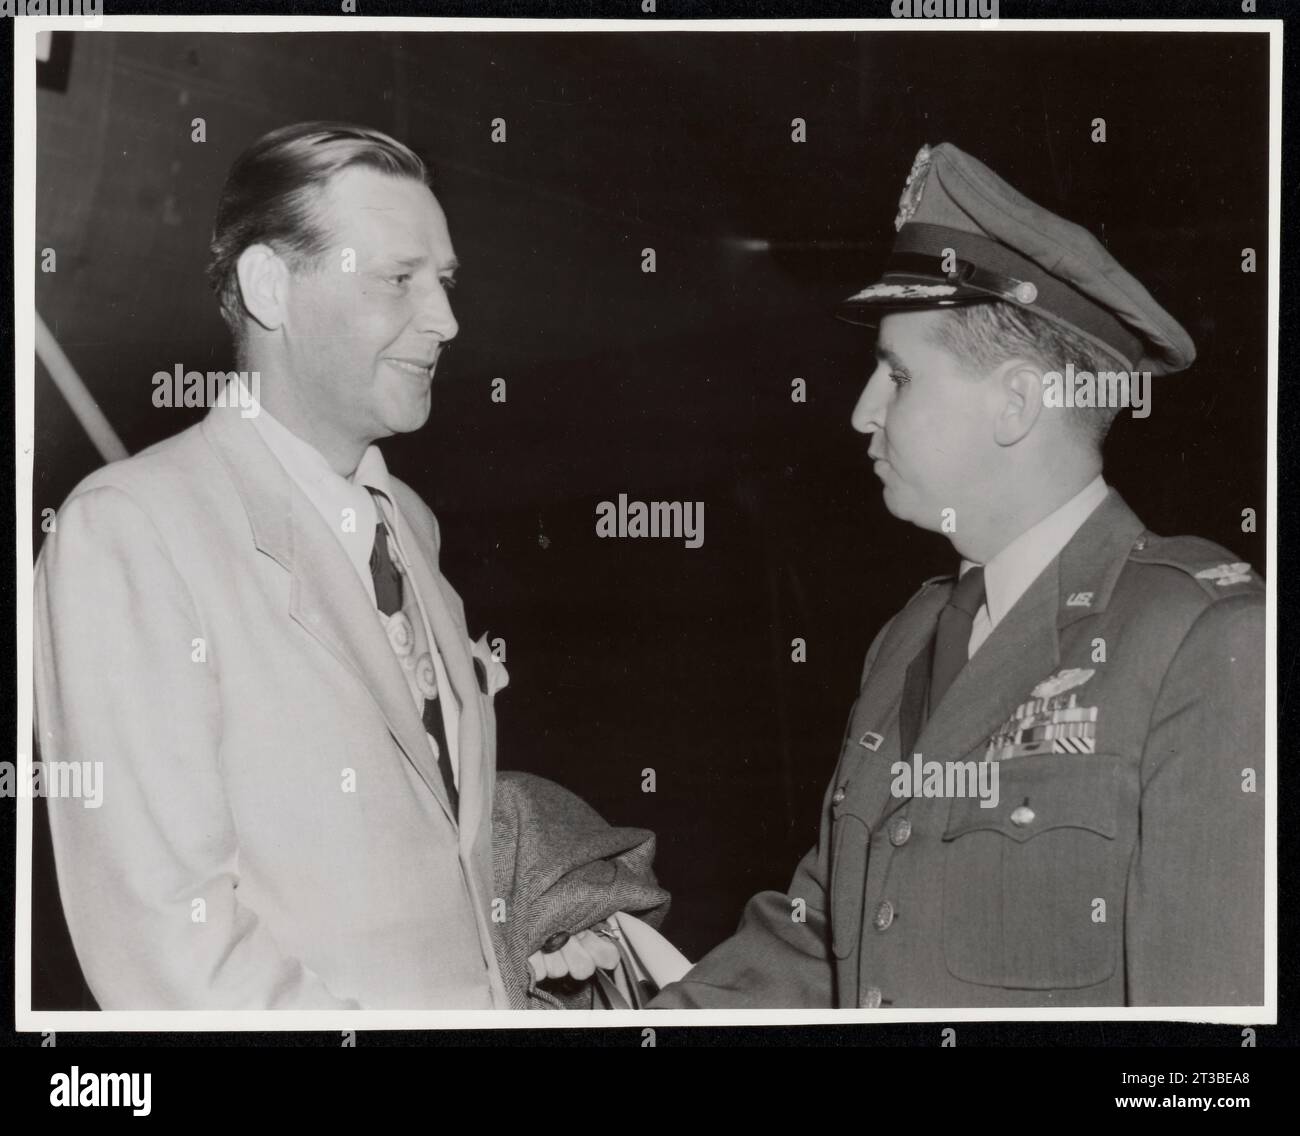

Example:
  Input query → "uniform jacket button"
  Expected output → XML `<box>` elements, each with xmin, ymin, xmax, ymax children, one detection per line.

<box><xmin>873</xmin><ymin>900</ymin><xmax>895</xmax><ymax>931</ymax></box>
<box><xmin>1010</xmin><ymin>805</ymin><xmax>1036</xmax><ymax>827</ymax></box>
<box><xmin>832</xmin><ymin>787</ymin><xmax>847</xmax><ymax>806</ymax></box>
<box><xmin>889</xmin><ymin>817</ymin><xmax>912</xmax><ymax>846</ymax></box>
<box><xmin>861</xmin><ymin>986</ymin><xmax>883</xmax><ymax>1009</ymax></box>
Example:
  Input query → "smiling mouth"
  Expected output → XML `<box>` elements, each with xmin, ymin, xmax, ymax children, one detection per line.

<box><xmin>386</xmin><ymin>357</ymin><xmax>437</xmax><ymax>380</ymax></box>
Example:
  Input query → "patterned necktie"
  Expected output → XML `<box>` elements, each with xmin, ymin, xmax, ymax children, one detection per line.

<box><xmin>928</xmin><ymin>564</ymin><xmax>986</xmax><ymax>711</ymax></box>
<box><xmin>369</xmin><ymin>516</ymin><xmax>459</xmax><ymax>813</ymax></box>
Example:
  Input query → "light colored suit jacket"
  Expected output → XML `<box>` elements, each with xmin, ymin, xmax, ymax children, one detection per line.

<box><xmin>654</xmin><ymin>491</ymin><xmax>1265</xmax><ymax>1008</ymax></box>
<box><xmin>34</xmin><ymin>403</ymin><xmax>509</xmax><ymax>1009</ymax></box>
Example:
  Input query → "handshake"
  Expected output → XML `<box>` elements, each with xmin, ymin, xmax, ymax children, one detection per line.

<box><xmin>493</xmin><ymin>772</ymin><xmax>690</xmax><ymax>1010</ymax></box>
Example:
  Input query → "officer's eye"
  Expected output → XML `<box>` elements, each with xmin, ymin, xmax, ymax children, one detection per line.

<box><xmin>890</xmin><ymin>371</ymin><xmax>910</xmax><ymax>388</ymax></box>
<box><xmin>387</xmin><ymin>273</ymin><xmax>412</xmax><ymax>287</ymax></box>
<box><xmin>439</xmin><ymin>275</ymin><xmax>457</xmax><ymax>292</ymax></box>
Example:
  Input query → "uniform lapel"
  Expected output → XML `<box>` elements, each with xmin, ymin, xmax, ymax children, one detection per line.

<box><xmin>890</xmin><ymin>488</ymin><xmax>1147</xmax><ymax>818</ymax></box>
<box><xmin>841</xmin><ymin>589</ymin><xmax>946</xmax><ymax>824</ymax></box>
<box><xmin>201</xmin><ymin>405</ymin><xmax>457</xmax><ymax>825</ymax></box>
<box><xmin>897</xmin><ymin>635</ymin><xmax>932</xmax><ymax>763</ymax></box>
<box><xmin>908</xmin><ymin>565</ymin><xmax>1061</xmax><ymax>778</ymax></box>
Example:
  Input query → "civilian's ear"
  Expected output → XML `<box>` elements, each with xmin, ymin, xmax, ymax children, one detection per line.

<box><xmin>235</xmin><ymin>243</ymin><xmax>289</xmax><ymax>332</ymax></box>
<box><xmin>994</xmin><ymin>359</ymin><xmax>1044</xmax><ymax>446</ymax></box>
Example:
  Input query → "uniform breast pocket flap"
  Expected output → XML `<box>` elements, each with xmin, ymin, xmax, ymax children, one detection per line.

<box><xmin>940</xmin><ymin>754</ymin><xmax>1123</xmax><ymax>991</ymax></box>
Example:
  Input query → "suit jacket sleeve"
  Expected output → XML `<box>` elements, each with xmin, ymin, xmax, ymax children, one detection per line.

<box><xmin>34</xmin><ymin>485</ymin><xmax>360</xmax><ymax>1010</ymax></box>
<box><xmin>1125</xmin><ymin>593</ymin><xmax>1265</xmax><ymax>1004</ymax></box>
<box><xmin>650</xmin><ymin>622</ymin><xmax>894</xmax><ymax>1009</ymax></box>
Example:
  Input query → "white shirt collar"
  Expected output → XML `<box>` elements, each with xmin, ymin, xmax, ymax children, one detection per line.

<box><xmin>247</xmin><ymin>401</ymin><xmax>395</xmax><ymax>596</ymax></box>
<box><xmin>960</xmin><ymin>474</ymin><xmax>1109</xmax><ymax>631</ymax></box>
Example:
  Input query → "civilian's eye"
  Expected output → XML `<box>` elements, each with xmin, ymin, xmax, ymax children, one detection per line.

<box><xmin>388</xmin><ymin>273</ymin><xmax>412</xmax><ymax>287</ymax></box>
<box><xmin>440</xmin><ymin>276</ymin><xmax>457</xmax><ymax>292</ymax></box>
<box><xmin>890</xmin><ymin>371</ymin><xmax>910</xmax><ymax>388</ymax></box>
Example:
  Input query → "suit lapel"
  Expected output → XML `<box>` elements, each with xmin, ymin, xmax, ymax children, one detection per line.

<box><xmin>201</xmin><ymin>405</ymin><xmax>458</xmax><ymax>826</ymax></box>
<box><xmin>387</xmin><ymin>491</ymin><xmax>489</xmax><ymax>857</ymax></box>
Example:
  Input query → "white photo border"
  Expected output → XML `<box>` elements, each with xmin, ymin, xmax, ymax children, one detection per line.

<box><xmin>13</xmin><ymin>11</ymin><xmax>1281</xmax><ymax>1033</ymax></box>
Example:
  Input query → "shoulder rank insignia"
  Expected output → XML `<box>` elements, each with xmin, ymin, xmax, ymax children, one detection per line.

<box><xmin>894</xmin><ymin>144</ymin><xmax>932</xmax><ymax>231</ymax></box>
<box><xmin>1195</xmin><ymin>562</ymin><xmax>1253</xmax><ymax>586</ymax></box>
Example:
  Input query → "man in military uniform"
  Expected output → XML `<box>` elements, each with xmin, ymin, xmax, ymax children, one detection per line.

<box><xmin>652</xmin><ymin>142</ymin><xmax>1265</xmax><ymax>1008</ymax></box>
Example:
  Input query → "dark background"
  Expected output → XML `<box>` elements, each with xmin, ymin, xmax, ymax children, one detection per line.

<box><xmin>31</xmin><ymin>29</ymin><xmax>1269</xmax><ymax>1008</ymax></box>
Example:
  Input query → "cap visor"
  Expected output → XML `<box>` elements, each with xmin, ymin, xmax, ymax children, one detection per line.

<box><xmin>835</xmin><ymin>275</ymin><xmax>997</xmax><ymax>326</ymax></box>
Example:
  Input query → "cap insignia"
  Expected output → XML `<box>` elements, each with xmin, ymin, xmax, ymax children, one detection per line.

<box><xmin>894</xmin><ymin>144</ymin><xmax>933</xmax><ymax>232</ymax></box>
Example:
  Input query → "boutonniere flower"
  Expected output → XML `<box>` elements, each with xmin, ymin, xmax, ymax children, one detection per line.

<box><xmin>471</xmin><ymin>633</ymin><xmax>510</xmax><ymax>697</ymax></box>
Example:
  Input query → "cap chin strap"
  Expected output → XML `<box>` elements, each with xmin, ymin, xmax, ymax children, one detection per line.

<box><xmin>883</xmin><ymin>252</ymin><xmax>1041</xmax><ymax>306</ymax></box>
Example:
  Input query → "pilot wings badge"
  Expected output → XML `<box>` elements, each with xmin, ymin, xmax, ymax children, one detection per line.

<box><xmin>986</xmin><ymin>668</ymin><xmax>1099</xmax><ymax>762</ymax></box>
<box><xmin>1031</xmin><ymin>667</ymin><xmax>1095</xmax><ymax>700</ymax></box>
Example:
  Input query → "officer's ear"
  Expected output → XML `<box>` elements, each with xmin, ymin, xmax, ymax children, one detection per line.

<box><xmin>992</xmin><ymin>358</ymin><xmax>1045</xmax><ymax>447</ymax></box>
<box><xmin>235</xmin><ymin>243</ymin><xmax>291</xmax><ymax>334</ymax></box>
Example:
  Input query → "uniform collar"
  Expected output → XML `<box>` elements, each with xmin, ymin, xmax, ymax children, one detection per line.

<box><xmin>1051</xmin><ymin>484</ymin><xmax>1147</xmax><ymax>629</ymax></box>
<box><xmin>960</xmin><ymin>474</ymin><xmax>1109</xmax><ymax>630</ymax></box>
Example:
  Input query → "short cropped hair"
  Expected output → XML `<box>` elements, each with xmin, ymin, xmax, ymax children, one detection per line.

<box><xmin>928</xmin><ymin>301</ymin><xmax>1125</xmax><ymax>447</ymax></box>
<box><xmin>206</xmin><ymin>122</ymin><xmax>429</xmax><ymax>335</ymax></box>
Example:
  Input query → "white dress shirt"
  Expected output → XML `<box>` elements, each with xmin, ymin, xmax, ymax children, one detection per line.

<box><xmin>248</xmin><ymin>401</ymin><xmax>461</xmax><ymax>785</ymax></box>
<box><xmin>962</xmin><ymin>474</ymin><xmax>1110</xmax><ymax>658</ymax></box>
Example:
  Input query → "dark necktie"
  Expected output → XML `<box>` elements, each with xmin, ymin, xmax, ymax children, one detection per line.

<box><xmin>369</xmin><ymin>516</ymin><xmax>459</xmax><ymax>813</ymax></box>
<box><xmin>928</xmin><ymin>564</ymin><xmax>986</xmax><ymax>711</ymax></box>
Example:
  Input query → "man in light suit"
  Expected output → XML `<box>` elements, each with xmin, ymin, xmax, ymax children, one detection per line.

<box><xmin>652</xmin><ymin>143</ymin><xmax>1265</xmax><ymax>1009</ymax></box>
<box><xmin>34</xmin><ymin>122</ymin><xmax>613</xmax><ymax>1009</ymax></box>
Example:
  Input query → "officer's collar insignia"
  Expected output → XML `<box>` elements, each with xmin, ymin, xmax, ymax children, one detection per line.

<box><xmin>1031</xmin><ymin>667</ymin><xmax>1095</xmax><ymax>700</ymax></box>
<box><xmin>845</xmin><ymin>281</ymin><xmax>958</xmax><ymax>302</ymax></box>
<box><xmin>1195</xmin><ymin>562</ymin><xmax>1252</xmax><ymax>586</ymax></box>
<box><xmin>894</xmin><ymin>144</ymin><xmax>933</xmax><ymax>232</ymax></box>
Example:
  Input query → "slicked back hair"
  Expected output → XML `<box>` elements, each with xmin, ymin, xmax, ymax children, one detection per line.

<box><xmin>206</xmin><ymin>121</ymin><xmax>430</xmax><ymax>336</ymax></box>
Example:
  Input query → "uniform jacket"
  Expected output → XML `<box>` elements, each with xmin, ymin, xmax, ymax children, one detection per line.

<box><xmin>33</xmin><ymin>402</ymin><xmax>509</xmax><ymax>1009</ymax></box>
<box><xmin>653</xmin><ymin>490</ymin><xmax>1265</xmax><ymax>1008</ymax></box>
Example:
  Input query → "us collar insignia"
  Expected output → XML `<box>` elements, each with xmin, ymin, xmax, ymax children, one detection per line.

<box><xmin>1195</xmin><ymin>562</ymin><xmax>1252</xmax><ymax>586</ymax></box>
<box><xmin>894</xmin><ymin>144</ymin><xmax>933</xmax><ymax>232</ymax></box>
<box><xmin>1031</xmin><ymin>667</ymin><xmax>1095</xmax><ymax>700</ymax></box>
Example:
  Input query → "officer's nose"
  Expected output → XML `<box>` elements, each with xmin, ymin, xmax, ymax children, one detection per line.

<box><xmin>416</xmin><ymin>277</ymin><xmax>459</xmax><ymax>344</ymax></box>
<box><xmin>851</xmin><ymin>363</ymin><xmax>891</xmax><ymax>435</ymax></box>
